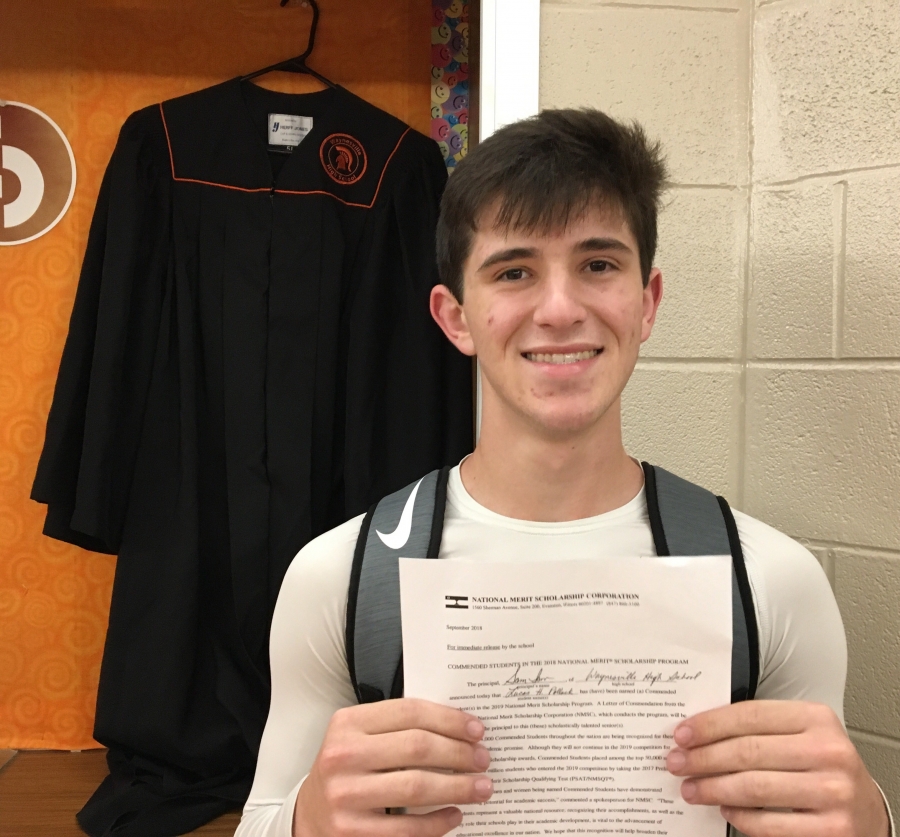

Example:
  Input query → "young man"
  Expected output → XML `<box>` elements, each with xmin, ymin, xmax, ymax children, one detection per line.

<box><xmin>236</xmin><ymin>110</ymin><xmax>892</xmax><ymax>837</ymax></box>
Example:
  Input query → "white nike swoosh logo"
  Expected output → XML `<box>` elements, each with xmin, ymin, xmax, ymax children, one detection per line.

<box><xmin>376</xmin><ymin>477</ymin><xmax>424</xmax><ymax>550</ymax></box>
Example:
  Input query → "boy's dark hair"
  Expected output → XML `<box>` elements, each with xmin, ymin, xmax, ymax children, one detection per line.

<box><xmin>436</xmin><ymin>109</ymin><xmax>668</xmax><ymax>299</ymax></box>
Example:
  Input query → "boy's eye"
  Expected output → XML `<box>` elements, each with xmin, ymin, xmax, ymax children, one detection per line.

<box><xmin>499</xmin><ymin>267</ymin><xmax>527</xmax><ymax>281</ymax></box>
<box><xmin>587</xmin><ymin>260</ymin><xmax>612</xmax><ymax>273</ymax></box>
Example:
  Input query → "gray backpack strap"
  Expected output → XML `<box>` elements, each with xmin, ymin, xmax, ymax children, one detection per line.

<box><xmin>346</xmin><ymin>468</ymin><xmax>450</xmax><ymax>703</ymax></box>
<box><xmin>642</xmin><ymin>463</ymin><xmax>760</xmax><ymax>702</ymax></box>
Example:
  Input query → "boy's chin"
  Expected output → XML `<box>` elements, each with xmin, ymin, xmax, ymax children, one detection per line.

<box><xmin>524</xmin><ymin>404</ymin><xmax>610</xmax><ymax>438</ymax></box>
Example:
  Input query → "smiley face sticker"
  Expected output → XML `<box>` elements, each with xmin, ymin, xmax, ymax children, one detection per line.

<box><xmin>432</xmin><ymin>82</ymin><xmax>451</xmax><ymax>105</ymax></box>
<box><xmin>432</xmin><ymin>23</ymin><xmax>452</xmax><ymax>45</ymax></box>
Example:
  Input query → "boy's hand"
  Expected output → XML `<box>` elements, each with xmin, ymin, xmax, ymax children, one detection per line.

<box><xmin>294</xmin><ymin>698</ymin><xmax>492</xmax><ymax>837</ymax></box>
<box><xmin>666</xmin><ymin>700</ymin><xmax>890</xmax><ymax>837</ymax></box>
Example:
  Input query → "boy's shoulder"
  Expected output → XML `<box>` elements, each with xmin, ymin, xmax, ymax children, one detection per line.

<box><xmin>277</xmin><ymin>513</ymin><xmax>366</xmax><ymax>610</ymax></box>
<box><xmin>730</xmin><ymin>508</ymin><xmax>836</xmax><ymax>636</ymax></box>
<box><xmin>731</xmin><ymin>508</ymin><xmax>824</xmax><ymax>575</ymax></box>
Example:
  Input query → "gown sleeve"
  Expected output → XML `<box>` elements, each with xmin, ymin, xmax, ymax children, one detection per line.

<box><xmin>342</xmin><ymin>131</ymin><xmax>474</xmax><ymax>515</ymax></box>
<box><xmin>31</xmin><ymin>107</ymin><xmax>172</xmax><ymax>555</ymax></box>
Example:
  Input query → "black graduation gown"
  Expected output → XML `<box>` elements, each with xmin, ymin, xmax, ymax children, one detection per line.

<box><xmin>31</xmin><ymin>79</ymin><xmax>474</xmax><ymax>837</ymax></box>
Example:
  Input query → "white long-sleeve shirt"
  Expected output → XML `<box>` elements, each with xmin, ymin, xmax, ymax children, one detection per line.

<box><xmin>236</xmin><ymin>465</ymin><xmax>892</xmax><ymax>837</ymax></box>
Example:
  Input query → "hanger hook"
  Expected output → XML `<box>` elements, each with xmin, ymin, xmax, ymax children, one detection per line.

<box><xmin>279</xmin><ymin>0</ymin><xmax>319</xmax><ymax>61</ymax></box>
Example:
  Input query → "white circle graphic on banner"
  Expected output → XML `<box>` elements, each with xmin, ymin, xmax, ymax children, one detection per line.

<box><xmin>0</xmin><ymin>102</ymin><xmax>76</xmax><ymax>246</ymax></box>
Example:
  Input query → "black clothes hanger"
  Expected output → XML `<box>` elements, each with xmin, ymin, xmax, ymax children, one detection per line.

<box><xmin>241</xmin><ymin>0</ymin><xmax>336</xmax><ymax>89</ymax></box>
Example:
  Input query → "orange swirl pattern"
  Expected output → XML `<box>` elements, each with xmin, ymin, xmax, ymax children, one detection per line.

<box><xmin>0</xmin><ymin>0</ymin><xmax>429</xmax><ymax>749</ymax></box>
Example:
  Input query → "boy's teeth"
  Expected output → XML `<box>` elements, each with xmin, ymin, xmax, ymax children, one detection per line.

<box><xmin>525</xmin><ymin>350</ymin><xmax>599</xmax><ymax>364</ymax></box>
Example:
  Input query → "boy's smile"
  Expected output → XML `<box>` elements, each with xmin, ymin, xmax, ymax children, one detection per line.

<box><xmin>432</xmin><ymin>206</ymin><xmax>663</xmax><ymax>441</ymax></box>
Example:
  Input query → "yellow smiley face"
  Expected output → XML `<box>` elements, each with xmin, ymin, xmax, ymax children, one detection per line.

<box><xmin>432</xmin><ymin>82</ymin><xmax>451</xmax><ymax>104</ymax></box>
<box><xmin>431</xmin><ymin>23</ymin><xmax>451</xmax><ymax>44</ymax></box>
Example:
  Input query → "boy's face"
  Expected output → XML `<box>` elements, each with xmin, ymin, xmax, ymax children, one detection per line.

<box><xmin>431</xmin><ymin>206</ymin><xmax>663</xmax><ymax>439</ymax></box>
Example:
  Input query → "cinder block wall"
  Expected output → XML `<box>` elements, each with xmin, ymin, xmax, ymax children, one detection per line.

<box><xmin>540</xmin><ymin>0</ymin><xmax>900</xmax><ymax>811</ymax></box>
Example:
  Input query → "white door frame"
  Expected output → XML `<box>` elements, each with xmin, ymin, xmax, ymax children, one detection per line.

<box><xmin>475</xmin><ymin>0</ymin><xmax>540</xmax><ymax>434</ymax></box>
<box><xmin>478</xmin><ymin>0</ymin><xmax>541</xmax><ymax>141</ymax></box>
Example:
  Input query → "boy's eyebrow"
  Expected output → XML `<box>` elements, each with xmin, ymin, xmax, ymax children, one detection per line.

<box><xmin>477</xmin><ymin>247</ymin><xmax>539</xmax><ymax>271</ymax></box>
<box><xmin>477</xmin><ymin>237</ymin><xmax>633</xmax><ymax>272</ymax></box>
<box><xmin>576</xmin><ymin>237</ymin><xmax>633</xmax><ymax>254</ymax></box>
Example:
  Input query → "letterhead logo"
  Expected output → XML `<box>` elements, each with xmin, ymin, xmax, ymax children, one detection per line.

<box><xmin>320</xmin><ymin>133</ymin><xmax>367</xmax><ymax>185</ymax></box>
<box><xmin>0</xmin><ymin>102</ymin><xmax>76</xmax><ymax>245</ymax></box>
<box><xmin>445</xmin><ymin>596</ymin><xmax>468</xmax><ymax>609</ymax></box>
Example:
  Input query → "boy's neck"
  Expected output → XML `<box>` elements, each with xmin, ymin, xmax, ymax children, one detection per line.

<box><xmin>460</xmin><ymin>399</ymin><xmax>644</xmax><ymax>522</ymax></box>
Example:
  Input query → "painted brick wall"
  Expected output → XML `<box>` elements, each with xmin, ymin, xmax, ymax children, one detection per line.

<box><xmin>540</xmin><ymin>0</ymin><xmax>900</xmax><ymax>813</ymax></box>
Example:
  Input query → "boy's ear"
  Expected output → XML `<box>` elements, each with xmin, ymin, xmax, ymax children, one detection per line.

<box><xmin>430</xmin><ymin>284</ymin><xmax>476</xmax><ymax>357</ymax></box>
<box><xmin>640</xmin><ymin>268</ymin><xmax>664</xmax><ymax>344</ymax></box>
